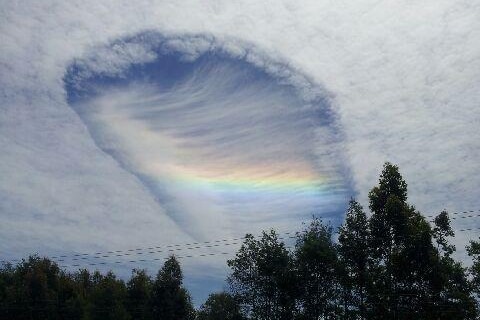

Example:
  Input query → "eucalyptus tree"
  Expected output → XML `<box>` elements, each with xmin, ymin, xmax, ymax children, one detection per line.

<box><xmin>151</xmin><ymin>256</ymin><xmax>195</xmax><ymax>320</ymax></box>
<box><xmin>367</xmin><ymin>162</ymin><xmax>476</xmax><ymax>319</ymax></box>
<box><xmin>197</xmin><ymin>292</ymin><xmax>245</xmax><ymax>320</ymax></box>
<box><xmin>227</xmin><ymin>231</ymin><xmax>296</xmax><ymax>320</ymax></box>
<box><xmin>338</xmin><ymin>199</ymin><xmax>370</xmax><ymax>319</ymax></box>
<box><xmin>294</xmin><ymin>219</ymin><xmax>341</xmax><ymax>320</ymax></box>
<box><xmin>127</xmin><ymin>269</ymin><xmax>153</xmax><ymax>320</ymax></box>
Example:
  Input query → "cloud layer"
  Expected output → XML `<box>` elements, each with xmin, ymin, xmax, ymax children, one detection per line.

<box><xmin>1</xmin><ymin>0</ymin><xmax>479</xmax><ymax>303</ymax></box>
<box><xmin>65</xmin><ymin>35</ymin><xmax>351</xmax><ymax>240</ymax></box>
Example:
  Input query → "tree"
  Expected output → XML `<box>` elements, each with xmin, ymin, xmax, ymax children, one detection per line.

<box><xmin>369</xmin><ymin>162</ymin><xmax>408</xmax><ymax>216</ymax></box>
<box><xmin>433</xmin><ymin>211</ymin><xmax>455</xmax><ymax>257</ymax></box>
<box><xmin>338</xmin><ymin>199</ymin><xmax>370</xmax><ymax>319</ymax></box>
<box><xmin>0</xmin><ymin>262</ymin><xmax>15</xmax><ymax>320</ymax></box>
<box><xmin>197</xmin><ymin>292</ymin><xmax>244</xmax><ymax>320</ymax></box>
<box><xmin>294</xmin><ymin>218</ymin><xmax>340</xmax><ymax>320</ymax></box>
<box><xmin>467</xmin><ymin>239</ymin><xmax>480</xmax><ymax>310</ymax></box>
<box><xmin>57</xmin><ymin>270</ymin><xmax>85</xmax><ymax>319</ymax></box>
<box><xmin>367</xmin><ymin>163</ymin><xmax>419</xmax><ymax>319</ymax></box>
<box><xmin>88</xmin><ymin>271</ymin><xmax>129</xmax><ymax>320</ymax></box>
<box><xmin>0</xmin><ymin>255</ymin><xmax>201</xmax><ymax>320</ymax></box>
<box><xmin>9</xmin><ymin>256</ymin><xmax>61</xmax><ymax>319</ymax></box>
<box><xmin>127</xmin><ymin>269</ymin><xmax>153</xmax><ymax>320</ymax></box>
<box><xmin>227</xmin><ymin>231</ymin><xmax>296</xmax><ymax>320</ymax></box>
<box><xmin>427</xmin><ymin>212</ymin><xmax>476</xmax><ymax>319</ymax></box>
<box><xmin>366</xmin><ymin>163</ymin><xmax>476</xmax><ymax>319</ymax></box>
<box><xmin>151</xmin><ymin>256</ymin><xmax>195</xmax><ymax>320</ymax></box>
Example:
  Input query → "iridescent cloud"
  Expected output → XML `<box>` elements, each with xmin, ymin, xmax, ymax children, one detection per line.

<box><xmin>65</xmin><ymin>35</ymin><xmax>352</xmax><ymax>239</ymax></box>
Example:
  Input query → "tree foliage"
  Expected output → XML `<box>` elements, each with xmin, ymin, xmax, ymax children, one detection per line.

<box><xmin>227</xmin><ymin>231</ymin><xmax>296</xmax><ymax>320</ymax></box>
<box><xmin>338</xmin><ymin>199</ymin><xmax>370</xmax><ymax>319</ymax></box>
<box><xmin>197</xmin><ymin>292</ymin><xmax>244</xmax><ymax>320</ymax></box>
<box><xmin>227</xmin><ymin>162</ymin><xmax>478</xmax><ymax>319</ymax></box>
<box><xmin>467</xmin><ymin>239</ymin><xmax>480</xmax><ymax>310</ymax></box>
<box><xmin>294</xmin><ymin>219</ymin><xmax>340</xmax><ymax>319</ymax></box>
<box><xmin>0</xmin><ymin>255</ymin><xmax>195</xmax><ymax>320</ymax></box>
<box><xmin>151</xmin><ymin>256</ymin><xmax>195</xmax><ymax>320</ymax></box>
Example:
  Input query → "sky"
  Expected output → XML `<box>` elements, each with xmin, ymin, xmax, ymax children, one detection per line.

<box><xmin>1</xmin><ymin>0</ymin><xmax>479</xmax><ymax>304</ymax></box>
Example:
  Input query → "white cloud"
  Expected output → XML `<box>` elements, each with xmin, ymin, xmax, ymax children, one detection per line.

<box><xmin>0</xmin><ymin>0</ymin><xmax>479</xmax><ymax>303</ymax></box>
<box><xmin>67</xmin><ymin>46</ymin><xmax>349</xmax><ymax>239</ymax></box>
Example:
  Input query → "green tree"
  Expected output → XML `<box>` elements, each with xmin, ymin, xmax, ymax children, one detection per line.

<box><xmin>127</xmin><ymin>269</ymin><xmax>153</xmax><ymax>320</ymax></box>
<box><xmin>467</xmin><ymin>239</ymin><xmax>480</xmax><ymax>311</ymax></box>
<box><xmin>427</xmin><ymin>211</ymin><xmax>476</xmax><ymax>319</ymax></box>
<box><xmin>367</xmin><ymin>163</ymin><xmax>476</xmax><ymax>319</ymax></box>
<box><xmin>10</xmin><ymin>256</ymin><xmax>61</xmax><ymax>319</ymax></box>
<box><xmin>88</xmin><ymin>270</ymin><xmax>129</xmax><ymax>320</ymax></box>
<box><xmin>0</xmin><ymin>262</ymin><xmax>16</xmax><ymax>319</ymax></box>
<box><xmin>57</xmin><ymin>270</ymin><xmax>85</xmax><ymax>319</ymax></box>
<box><xmin>294</xmin><ymin>218</ymin><xmax>340</xmax><ymax>320</ymax></box>
<box><xmin>227</xmin><ymin>231</ymin><xmax>296</xmax><ymax>320</ymax></box>
<box><xmin>151</xmin><ymin>256</ymin><xmax>195</xmax><ymax>320</ymax></box>
<box><xmin>197</xmin><ymin>292</ymin><xmax>244</xmax><ymax>320</ymax></box>
<box><xmin>369</xmin><ymin>162</ymin><xmax>408</xmax><ymax>216</ymax></box>
<box><xmin>367</xmin><ymin>163</ymin><xmax>420</xmax><ymax>318</ymax></box>
<box><xmin>338</xmin><ymin>199</ymin><xmax>370</xmax><ymax>319</ymax></box>
<box><xmin>433</xmin><ymin>211</ymin><xmax>455</xmax><ymax>257</ymax></box>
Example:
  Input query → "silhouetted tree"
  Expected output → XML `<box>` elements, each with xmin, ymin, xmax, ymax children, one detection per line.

<box><xmin>433</xmin><ymin>211</ymin><xmax>455</xmax><ymax>257</ymax></box>
<box><xmin>151</xmin><ymin>256</ymin><xmax>195</xmax><ymax>320</ymax></box>
<box><xmin>88</xmin><ymin>271</ymin><xmax>129</xmax><ymax>320</ymax></box>
<box><xmin>57</xmin><ymin>270</ymin><xmax>84</xmax><ymax>319</ymax></box>
<box><xmin>0</xmin><ymin>255</ymin><xmax>196</xmax><ymax>320</ymax></box>
<box><xmin>367</xmin><ymin>163</ymin><xmax>476</xmax><ymax>319</ymax></box>
<box><xmin>9</xmin><ymin>256</ymin><xmax>60</xmax><ymax>319</ymax></box>
<box><xmin>197</xmin><ymin>292</ymin><xmax>244</xmax><ymax>320</ymax></box>
<box><xmin>294</xmin><ymin>219</ymin><xmax>340</xmax><ymax>320</ymax></box>
<box><xmin>467</xmin><ymin>239</ymin><xmax>480</xmax><ymax>311</ymax></box>
<box><xmin>338</xmin><ymin>199</ymin><xmax>370</xmax><ymax>319</ymax></box>
<box><xmin>127</xmin><ymin>269</ymin><xmax>153</xmax><ymax>320</ymax></box>
<box><xmin>227</xmin><ymin>231</ymin><xmax>296</xmax><ymax>320</ymax></box>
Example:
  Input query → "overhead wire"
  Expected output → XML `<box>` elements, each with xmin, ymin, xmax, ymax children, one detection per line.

<box><xmin>3</xmin><ymin>209</ymin><xmax>480</xmax><ymax>266</ymax></box>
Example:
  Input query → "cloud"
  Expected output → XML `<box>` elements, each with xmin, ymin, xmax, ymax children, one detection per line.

<box><xmin>65</xmin><ymin>37</ymin><xmax>351</xmax><ymax>240</ymax></box>
<box><xmin>0</xmin><ymin>0</ymin><xmax>479</xmax><ymax>304</ymax></box>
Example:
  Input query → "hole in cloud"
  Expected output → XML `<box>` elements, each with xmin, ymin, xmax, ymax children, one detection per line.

<box><xmin>64</xmin><ymin>33</ymin><xmax>352</xmax><ymax>239</ymax></box>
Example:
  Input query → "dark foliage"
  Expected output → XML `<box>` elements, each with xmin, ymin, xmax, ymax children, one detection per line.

<box><xmin>227</xmin><ymin>162</ymin><xmax>478</xmax><ymax>319</ymax></box>
<box><xmin>0</xmin><ymin>255</ymin><xmax>194</xmax><ymax>320</ymax></box>
<box><xmin>227</xmin><ymin>231</ymin><xmax>296</xmax><ymax>320</ymax></box>
<box><xmin>197</xmin><ymin>292</ymin><xmax>244</xmax><ymax>320</ymax></box>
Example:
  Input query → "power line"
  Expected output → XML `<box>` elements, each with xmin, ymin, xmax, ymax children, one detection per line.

<box><xmin>424</xmin><ymin>209</ymin><xmax>480</xmax><ymax>218</ymax></box>
<box><xmin>58</xmin><ymin>242</ymin><xmax>299</xmax><ymax>269</ymax></box>
<box><xmin>3</xmin><ymin>210</ymin><xmax>480</xmax><ymax>265</ymax></box>
<box><xmin>3</xmin><ymin>236</ymin><xmax>247</xmax><ymax>263</ymax></box>
<box><xmin>457</xmin><ymin>227</ymin><xmax>480</xmax><ymax>232</ymax></box>
<box><xmin>8</xmin><ymin>224</ymin><xmax>479</xmax><ymax>269</ymax></box>
<box><xmin>54</xmin><ymin>226</ymin><xmax>480</xmax><ymax>269</ymax></box>
<box><xmin>3</xmin><ymin>231</ymin><xmax>298</xmax><ymax>264</ymax></box>
<box><xmin>449</xmin><ymin>214</ymin><xmax>480</xmax><ymax>220</ymax></box>
<box><xmin>60</xmin><ymin>251</ymin><xmax>234</xmax><ymax>268</ymax></box>
<box><xmin>57</xmin><ymin>240</ymin><xmax>243</xmax><ymax>262</ymax></box>
<box><xmin>0</xmin><ymin>234</ymin><xmax>296</xmax><ymax>268</ymax></box>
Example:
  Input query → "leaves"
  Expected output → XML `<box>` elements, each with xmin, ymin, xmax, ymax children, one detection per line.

<box><xmin>197</xmin><ymin>292</ymin><xmax>244</xmax><ymax>320</ymax></box>
<box><xmin>227</xmin><ymin>230</ymin><xmax>296</xmax><ymax>320</ymax></box>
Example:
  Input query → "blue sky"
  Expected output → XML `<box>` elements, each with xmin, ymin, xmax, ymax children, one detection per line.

<box><xmin>61</xmin><ymin>36</ymin><xmax>353</xmax><ymax>300</ymax></box>
<box><xmin>1</xmin><ymin>0</ymin><xmax>479</xmax><ymax>304</ymax></box>
<box><xmin>65</xmin><ymin>34</ymin><xmax>353</xmax><ymax>239</ymax></box>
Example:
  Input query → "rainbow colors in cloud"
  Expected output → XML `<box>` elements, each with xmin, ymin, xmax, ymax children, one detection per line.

<box><xmin>65</xmin><ymin>35</ymin><xmax>352</xmax><ymax>237</ymax></box>
<box><xmin>154</xmin><ymin>161</ymin><xmax>330</xmax><ymax>196</ymax></box>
